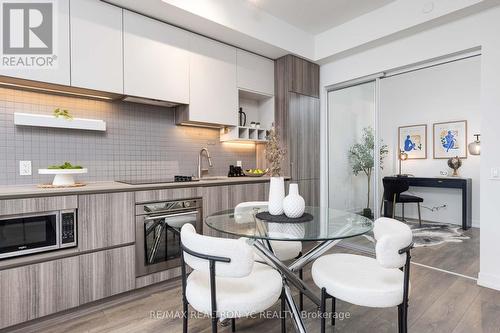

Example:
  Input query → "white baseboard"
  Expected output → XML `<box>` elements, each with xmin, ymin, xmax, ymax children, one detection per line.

<box><xmin>478</xmin><ymin>272</ymin><xmax>500</xmax><ymax>290</ymax></box>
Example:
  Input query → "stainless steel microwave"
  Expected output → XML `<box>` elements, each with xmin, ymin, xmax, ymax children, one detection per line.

<box><xmin>0</xmin><ymin>209</ymin><xmax>77</xmax><ymax>260</ymax></box>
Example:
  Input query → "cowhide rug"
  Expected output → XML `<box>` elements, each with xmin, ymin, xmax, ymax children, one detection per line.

<box><xmin>363</xmin><ymin>221</ymin><xmax>470</xmax><ymax>248</ymax></box>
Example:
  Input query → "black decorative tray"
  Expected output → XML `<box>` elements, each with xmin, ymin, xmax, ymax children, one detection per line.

<box><xmin>255</xmin><ymin>211</ymin><xmax>313</xmax><ymax>223</ymax></box>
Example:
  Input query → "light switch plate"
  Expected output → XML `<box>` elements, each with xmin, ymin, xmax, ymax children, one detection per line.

<box><xmin>19</xmin><ymin>161</ymin><xmax>32</xmax><ymax>176</ymax></box>
<box><xmin>490</xmin><ymin>167</ymin><xmax>500</xmax><ymax>180</ymax></box>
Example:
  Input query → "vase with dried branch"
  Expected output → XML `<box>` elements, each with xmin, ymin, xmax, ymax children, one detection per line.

<box><xmin>265</xmin><ymin>126</ymin><xmax>286</xmax><ymax>177</ymax></box>
<box><xmin>265</xmin><ymin>125</ymin><xmax>287</xmax><ymax>215</ymax></box>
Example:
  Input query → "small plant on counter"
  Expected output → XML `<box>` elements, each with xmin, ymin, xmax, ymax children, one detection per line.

<box><xmin>53</xmin><ymin>108</ymin><xmax>73</xmax><ymax>120</ymax></box>
<box><xmin>265</xmin><ymin>125</ymin><xmax>286</xmax><ymax>177</ymax></box>
<box><xmin>47</xmin><ymin>162</ymin><xmax>83</xmax><ymax>169</ymax></box>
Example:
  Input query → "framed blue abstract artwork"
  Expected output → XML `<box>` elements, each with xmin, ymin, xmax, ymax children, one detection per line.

<box><xmin>433</xmin><ymin>120</ymin><xmax>468</xmax><ymax>159</ymax></box>
<box><xmin>398</xmin><ymin>124</ymin><xmax>427</xmax><ymax>159</ymax></box>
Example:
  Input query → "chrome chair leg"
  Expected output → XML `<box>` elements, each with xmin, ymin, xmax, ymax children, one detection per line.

<box><xmin>299</xmin><ymin>268</ymin><xmax>303</xmax><ymax>311</ymax></box>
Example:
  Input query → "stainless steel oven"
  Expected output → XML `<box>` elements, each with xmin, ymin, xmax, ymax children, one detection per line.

<box><xmin>0</xmin><ymin>210</ymin><xmax>77</xmax><ymax>260</ymax></box>
<box><xmin>135</xmin><ymin>198</ymin><xmax>202</xmax><ymax>277</ymax></box>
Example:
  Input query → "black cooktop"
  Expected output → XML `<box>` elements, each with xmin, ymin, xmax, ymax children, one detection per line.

<box><xmin>117</xmin><ymin>175</ymin><xmax>198</xmax><ymax>185</ymax></box>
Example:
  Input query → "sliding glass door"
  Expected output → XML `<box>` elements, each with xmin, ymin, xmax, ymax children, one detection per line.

<box><xmin>327</xmin><ymin>81</ymin><xmax>378</xmax><ymax>219</ymax></box>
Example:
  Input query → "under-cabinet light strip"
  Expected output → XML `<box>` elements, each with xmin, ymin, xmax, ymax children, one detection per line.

<box><xmin>0</xmin><ymin>81</ymin><xmax>114</xmax><ymax>100</ymax></box>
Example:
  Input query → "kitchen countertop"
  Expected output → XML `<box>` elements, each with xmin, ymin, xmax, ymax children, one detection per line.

<box><xmin>0</xmin><ymin>176</ymin><xmax>284</xmax><ymax>200</ymax></box>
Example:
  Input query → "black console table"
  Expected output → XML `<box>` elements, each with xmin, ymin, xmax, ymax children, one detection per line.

<box><xmin>383</xmin><ymin>176</ymin><xmax>472</xmax><ymax>230</ymax></box>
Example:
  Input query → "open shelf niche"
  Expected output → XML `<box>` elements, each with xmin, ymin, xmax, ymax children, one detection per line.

<box><xmin>220</xmin><ymin>89</ymin><xmax>274</xmax><ymax>143</ymax></box>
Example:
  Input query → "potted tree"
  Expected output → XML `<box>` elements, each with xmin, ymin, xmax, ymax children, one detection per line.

<box><xmin>348</xmin><ymin>127</ymin><xmax>388</xmax><ymax>218</ymax></box>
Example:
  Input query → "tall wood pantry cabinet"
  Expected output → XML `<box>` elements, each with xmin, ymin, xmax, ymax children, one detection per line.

<box><xmin>273</xmin><ymin>55</ymin><xmax>321</xmax><ymax>206</ymax></box>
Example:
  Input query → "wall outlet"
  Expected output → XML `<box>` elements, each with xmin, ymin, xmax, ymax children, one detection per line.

<box><xmin>236</xmin><ymin>160</ymin><xmax>242</xmax><ymax>167</ymax></box>
<box><xmin>19</xmin><ymin>161</ymin><xmax>32</xmax><ymax>176</ymax></box>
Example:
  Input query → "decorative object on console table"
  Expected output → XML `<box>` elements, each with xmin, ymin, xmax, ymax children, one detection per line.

<box><xmin>433</xmin><ymin>120</ymin><xmax>468</xmax><ymax>159</ymax></box>
<box><xmin>399</xmin><ymin>149</ymin><xmax>408</xmax><ymax>175</ymax></box>
<box><xmin>266</xmin><ymin>125</ymin><xmax>286</xmax><ymax>215</ymax></box>
<box><xmin>468</xmin><ymin>134</ymin><xmax>481</xmax><ymax>155</ymax></box>
<box><xmin>398</xmin><ymin>124</ymin><xmax>427</xmax><ymax>159</ymax></box>
<box><xmin>283</xmin><ymin>183</ymin><xmax>305</xmax><ymax>218</ymax></box>
<box><xmin>447</xmin><ymin>156</ymin><xmax>462</xmax><ymax>177</ymax></box>
<box><xmin>348</xmin><ymin>127</ymin><xmax>388</xmax><ymax>218</ymax></box>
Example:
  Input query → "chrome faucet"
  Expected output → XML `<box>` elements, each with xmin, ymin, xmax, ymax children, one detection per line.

<box><xmin>197</xmin><ymin>147</ymin><xmax>213</xmax><ymax>179</ymax></box>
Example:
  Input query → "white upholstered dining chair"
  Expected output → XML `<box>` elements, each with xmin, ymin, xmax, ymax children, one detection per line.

<box><xmin>234</xmin><ymin>201</ymin><xmax>305</xmax><ymax>310</ymax></box>
<box><xmin>234</xmin><ymin>201</ymin><xmax>303</xmax><ymax>261</ymax></box>
<box><xmin>180</xmin><ymin>224</ymin><xmax>285</xmax><ymax>333</ymax></box>
<box><xmin>311</xmin><ymin>217</ymin><xmax>414</xmax><ymax>333</ymax></box>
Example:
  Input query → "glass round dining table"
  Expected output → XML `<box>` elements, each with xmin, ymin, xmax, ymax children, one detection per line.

<box><xmin>205</xmin><ymin>205</ymin><xmax>373</xmax><ymax>333</ymax></box>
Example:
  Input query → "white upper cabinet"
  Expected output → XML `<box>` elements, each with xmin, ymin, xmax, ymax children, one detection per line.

<box><xmin>237</xmin><ymin>49</ymin><xmax>274</xmax><ymax>96</ymax></box>
<box><xmin>70</xmin><ymin>0</ymin><xmax>123</xmax><ymax>94</ymax></box>
<box><xmin>0</xmin><ymin>0</ymin><xmax>70</xmax><ymax>85</ymax></box>
<box><xmin>188</xmin><ymin>34</ymin><xmax>238</xmax><ymax>126</ymax></box>
<box><xmin>123</xmin><ymin>10</ymin><xmax>189</xmax><ymax>104</ymax></box>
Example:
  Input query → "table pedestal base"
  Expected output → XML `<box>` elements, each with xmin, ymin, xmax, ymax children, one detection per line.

<box><xmin>251</xmin><ymin>239</ymin><xmax>342</xmax><ymax>333</ymax></box>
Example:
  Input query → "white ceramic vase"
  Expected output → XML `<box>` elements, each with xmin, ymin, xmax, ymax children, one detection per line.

<box><xmin>283</xmin><ymin>183</ymin><xmax>305</xmax><ymax>218</ymax></box>
<box><xmin>268</xmin><ymin>177</ymin><xmax>285</xmax><ymax>215</ymax></box>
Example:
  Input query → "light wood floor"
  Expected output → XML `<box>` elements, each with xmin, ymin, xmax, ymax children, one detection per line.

<box><xmin>342</xmin><ymin>221</ymin><xmax>480</xmax><ymax>278</ymax></box>
<box><xmin>3</xmin><ymin>230</ymin><xmax>498</xmax><ymax>333</ymax></box>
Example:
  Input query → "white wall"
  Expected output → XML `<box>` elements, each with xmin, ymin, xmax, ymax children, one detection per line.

<box><xmin>379</xmin><ymin>56</ymin><xmax>481</xmax><ymax>226</ymax></box>
<box><xmin>319</xmin><ymin>5</ymin><xmax>500</xmax><ymax>290</ymax></box>
<box><xmin>328</xmin><ymin>83</ymin><xmax>375</xmax><ymax>213</ymax></box>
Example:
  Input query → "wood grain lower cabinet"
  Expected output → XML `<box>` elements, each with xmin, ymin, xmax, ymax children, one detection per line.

<box><xmin>79</xmin><ymin>245</ymin><xmax>135</xmax><ymax>304</ymax></box>
<box><xmin>201</xmin><ymin>183</ymin><xmax>267</xmax><ymax>237</ymax></box>
<box><xmin>0</xmin><ymin>195</ymin><xmax>77</xmax><ymax>216</ymax></box>
<box><xmin>78</xmin><ymin>192</ymin><xmax>135</xmax><ymax>251</ymax></box>
<box><xmin>0</xmin><ymin>256</ymin><xmax>79</xmax><ymax>329</ymax></box>
<box><xmin>228</xmin><ymin>183</ymin><xmax>268</xmax><ymax>207</ymax></box>
<box><xmin>135</xmin><ymin>187</ymin><xmax>201</xmax><ymax>204</ymax></box>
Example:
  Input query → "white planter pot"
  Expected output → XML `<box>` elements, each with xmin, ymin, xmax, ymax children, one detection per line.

<box><xmin>283</xmin><ymin>183</ymin><xmax>305</xmax><ymax>218</ymax></box>
<box><xmin>268</xmin><ymin>177</ymin><xmax>285</xmax><ymax>215</ymax></box>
